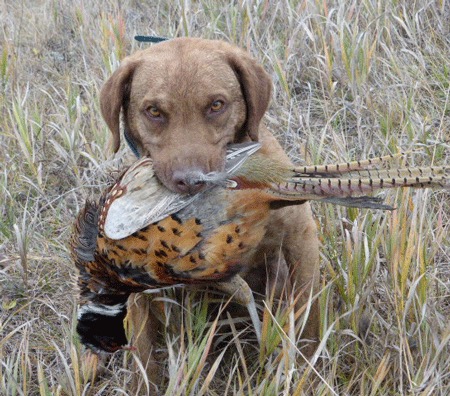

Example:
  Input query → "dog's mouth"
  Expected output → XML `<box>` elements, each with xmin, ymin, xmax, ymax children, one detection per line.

<box><xmin>149</xmin><ymin>144</ymin><xmax>229</xmax><ymax>195</ymax></box>
<box><xmin>154</xmin><ymin>165</ymin><xmax>223</xmax><ymax>195</ymax></box>
<box><xmin>150</xmin><ymin>142</ymin><xmax>259</xmax><ymax>195</ymax></box>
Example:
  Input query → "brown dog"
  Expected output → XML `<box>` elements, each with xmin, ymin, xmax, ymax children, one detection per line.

<box><xmin>99</xmin><ymin>37</ymin><xmax>320</xmax><ymax>381</ymax></box>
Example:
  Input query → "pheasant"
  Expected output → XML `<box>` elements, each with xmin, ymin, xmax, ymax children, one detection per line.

<box><xmin>71</xmin><ymin>142</ymin><xmax>449</xmax><ymax>353</ymax></box>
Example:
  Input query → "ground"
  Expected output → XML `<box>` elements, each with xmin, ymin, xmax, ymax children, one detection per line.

<box><xmin>1</xmin><ymin>1</ymin><xmax>449</xmax><ymax>395</ymax></box>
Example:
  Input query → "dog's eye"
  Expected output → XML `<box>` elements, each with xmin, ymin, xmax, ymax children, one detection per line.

<box><xmin>210</xmin><ymin>100</ymin><xmax>224</xmax><ymax>112</ymax></box>
<box><xmin>146</xmin><ymin>106</ymin><xmax>161</xmax><ymax>118</ymax></box>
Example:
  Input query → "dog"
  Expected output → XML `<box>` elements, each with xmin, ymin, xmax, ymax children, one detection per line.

<box><xmin>99</xmin><ymin>37</ymin><xmax>320</xmax><ymax>383</ymax></box>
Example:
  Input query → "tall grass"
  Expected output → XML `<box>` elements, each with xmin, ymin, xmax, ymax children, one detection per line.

<box><xmin>1</xmin><ymin>0</ymin><xmax>448</xmax><ymax>394</ymax></box>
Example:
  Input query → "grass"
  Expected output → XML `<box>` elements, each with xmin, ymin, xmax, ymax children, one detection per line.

<box><xmin>1</xmin><ymin>0</ymin><xmax>449</xmax><ymax>394</ymax></box>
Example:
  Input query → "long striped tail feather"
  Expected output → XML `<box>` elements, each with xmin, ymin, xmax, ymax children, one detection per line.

<box><xmin>294</xmin><ymin>151</ymin><xmax>412</xmax><ymax>176</ymax></box>
<box><xmin>269</xmin><ymin>164</ymin><xmax>449</xmax><ymax>209</ymax></box>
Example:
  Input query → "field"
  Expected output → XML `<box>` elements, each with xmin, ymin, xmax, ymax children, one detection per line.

<box><xmin>1</xmin><ymin>0</ymin><xmax>449</xmax><ymax>395</ymax></box>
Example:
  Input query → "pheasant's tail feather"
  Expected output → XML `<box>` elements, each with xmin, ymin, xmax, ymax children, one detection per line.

<box><xmin>264</xmin><ymin>165</ymin><xmax>449</xmax><ymax>209</ymax></box>
<box><xmin>290</xmin><ymin>166</ymin><xmax>449</xmax><ymax>194</ymax></box>
<box><xmin>294</xmin><ymin>165</ymin><xmax>450</xmax><ymax>181</ymax></box>
<box><xmin>295</xmin><ymin>151</ymin><xmax>410</xmax><ymax>176</ymax></box>
<box><xmin>321</xmin><ymin>196</ymin><xmax>395</xmax><ymax>210</ymax></box>
<box><xmin>294</xmin><ymin>144</ymin><xmax>448</xmax><ymax>176</ymax></box>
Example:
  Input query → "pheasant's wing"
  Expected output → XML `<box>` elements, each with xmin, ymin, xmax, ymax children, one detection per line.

<box><xmin>224</xmin><ymin>142</ymin><xmax>262</xmax><ymax>174</ymax></box>
<box><xmin>100</xmin><ymin>158</ymin><xmax>196</xmax><ymax>240</ymax></box>
<box><xmin>101</xmin><ymin>142</ymin><xmax>263</xmax><ymax>240</ymax></box>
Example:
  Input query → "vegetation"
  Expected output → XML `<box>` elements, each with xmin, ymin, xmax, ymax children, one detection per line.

<box><xmin>1</xmin><ymin>0</ymin><xmax>449</xmax><ymax>394</ymax></box>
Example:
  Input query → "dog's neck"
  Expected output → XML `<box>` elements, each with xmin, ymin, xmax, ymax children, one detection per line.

<box><xmin>124</xmin><ymin>125</ymin><xmax>141</xmax><ymax>158</ymax></box>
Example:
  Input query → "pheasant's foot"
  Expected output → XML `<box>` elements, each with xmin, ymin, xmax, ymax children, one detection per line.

<box><xmin>215</xmin><ymin>274</ymin><xmax>262</xmax><ymax>343</ymax></box>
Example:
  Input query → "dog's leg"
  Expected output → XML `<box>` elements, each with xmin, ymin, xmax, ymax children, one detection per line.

<box><xmin>278</xmin><ymin>205</ymin><xmax>320</xmax><ymax>358</ymax></box>
<box><xmin>128</xmin><ymin>293</ymin><xmax>161</xmax><ymax>391</ymax></box>
<box><xmin>258</xmin><ymin>128</ymin><xmax>321</xmax><ymax>356</ymax></box>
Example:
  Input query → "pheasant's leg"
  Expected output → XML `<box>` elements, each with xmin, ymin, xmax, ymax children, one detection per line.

<box><xmin>215</xmin><ymin>274</ymin><xmax>262</xmax><ymax>342</ymax></box>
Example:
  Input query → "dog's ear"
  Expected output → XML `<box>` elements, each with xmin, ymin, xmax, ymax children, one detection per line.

<box><xmin>226</xmin><ymin>50</ymin><xmax>272</xmax><ymax>141</ymax></box>
<box><xmin>100</xmin><ymin>59</ymin><xmax>140</xmax><ymax>153</ymax></box>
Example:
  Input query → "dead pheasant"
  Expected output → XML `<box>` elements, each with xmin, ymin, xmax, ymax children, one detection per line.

<box><xmin>71</xmin><ymin>142</ymin><xmax>449</xmax><ymax>353</ymax></box>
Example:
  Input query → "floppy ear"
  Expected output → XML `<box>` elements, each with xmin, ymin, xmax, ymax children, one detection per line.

<box><xmin>100</xmin><ymin>59</ymin><xmax>140</xmax><ymax>153</ymax></box>
<box><xmin>227</xmin><ymin>51</ymin><xmax>272</xmax><ymax>141</ymax></box>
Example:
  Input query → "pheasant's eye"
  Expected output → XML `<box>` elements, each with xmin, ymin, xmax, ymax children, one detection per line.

<box><xmin>210</xmin><ymin>100</ymin><xmax>224</xmax><ymax>112</ymax></box>
<box><xmin>146</xmin><ymin>106</ymin><xmax>161</xmax><ymax>118</ymax></box>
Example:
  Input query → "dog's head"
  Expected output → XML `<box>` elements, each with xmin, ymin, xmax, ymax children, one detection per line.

<box><xmin>100</xmin><ymin>38</ymin><xmax>272</xmax><ymax>194</ymax></box>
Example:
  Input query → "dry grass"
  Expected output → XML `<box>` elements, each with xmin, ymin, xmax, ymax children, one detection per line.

<box><xmin>1</xmin><ymin>0</ymin><xmax>449</xmax><ymax>394</ymax></box>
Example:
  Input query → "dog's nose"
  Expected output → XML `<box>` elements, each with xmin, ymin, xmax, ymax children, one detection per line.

<box><xmin>172</xmin><ymin>170</ymin><xmax>206</xmax><ymax>194</ymax></box>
